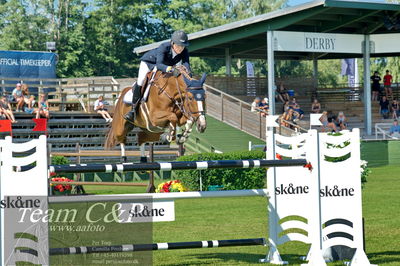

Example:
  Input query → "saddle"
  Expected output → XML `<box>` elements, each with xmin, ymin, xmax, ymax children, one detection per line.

<box><xmin>122</xmin><ymin>71</ymin><xmax>156</xmax><ymax>105</ymax></box>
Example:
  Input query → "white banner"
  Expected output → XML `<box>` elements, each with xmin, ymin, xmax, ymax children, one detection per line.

<box><xmin>370</xmin><ymin>33</ymin><xmax>400</xmax><ymax>53</ymax></box>
<box><xmin>118</xmin><ymin>200</ymin><xmax>175</xmax><ymax>223</ymax></box>
<box><xmin>273</xmin><ymin>31</ymin><xmax>363</xmax><ymax>54</ymax></box>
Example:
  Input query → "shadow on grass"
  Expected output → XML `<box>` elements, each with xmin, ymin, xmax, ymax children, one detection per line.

<box><xmin>368</xmin><ymin>251</ymin><xmax>400</xmax><ymax>265</ymax></box>
<box><xmin>158</xmin><ymin>252</ymin><xmax>307</xmax><ymax>265</ymax></box>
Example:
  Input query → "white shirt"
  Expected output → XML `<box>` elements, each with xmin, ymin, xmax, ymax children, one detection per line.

<box><xmin>251</xmin><ymin>101</ymin><xmax>258</xmax><ymax>112</ymax></box>
<box><xmin>94</xmin><ymin>99</ymin><xmax>104</xmax><ymax>110</ymax></box>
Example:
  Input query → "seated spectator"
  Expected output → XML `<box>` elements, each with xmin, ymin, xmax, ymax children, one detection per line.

<box><xmin>259</xmin><ymin>98</ymin><xmax>269</xmax><ymax>116</ymax></box>
<box><xmin>390</xmin><ymin>120</ymin><xmax>400</xmax><ymax>138</ymax></box>
<box><xmin>291</xmin><ymin>99</ymin><xmax>304</xmax><ymax>120</ymax></box>
<box><xmin>311</xmin><ymin>99</ymin><xmax>321</xmax><ymax>113</ymax></box>
<box><xmin>276</xmin><ymin>82</ymin><xmax>289</xmax><ymax>103</ymax></box>
<box><xmin>22</xmin><ymin>84</ymin><xmax>35</xmax><ymax>114</ymax></box>
<box><xmin>251</xmin><ymin>97</ymin><xmax>261</xmax><ymax>113</ymax></box>
<box><xmin>0</xmin><ymin>96</ymin><xmax>16</xmax><ymax>123</ymax></box>
<box><xmin>282</xmin><ymin>100</ymin><xmax>289</xmax><ymax>113</ymax></box>
<box><xmin>326</xmin><ymin>117</ymin><xmax>338</xmax><ymax>133</ymax></box>
<box><xmin>319</xmin><ymin>111</ymin><xmax>328</xmax><ymax>132</ymax></box>
<box><xmin>336</xmin><ymin>111</ymin><xmax>347</xmax><ymax>130</ymax></box>
<box><xmin>281</xmin><ymin>108</ymin><xmax>294</xmax><ymax>128</ymax></box>
<box><xmin>12</xmin><ymin>83</ymin><xmax>24</xmax><ymax>112</ymax></box>
<box><xmin>379</xmin><ymin>96</ymin><xmax>390</xmax><ymax>119</ymax></box>
<box><xmin>35</xmin><ymin>94</ymin><xmax>49</xmax><ymax>119</ymax></box>
<box><xmin>391</xmin><ymin>99</ymin><xmax>399</xmax><ymax>119</ymax></box>
<box><xmin>94</xmin><ymin>95</ymin><xmax>112</xmax><ymax>122</ymax></box>
<box><xmin>288</xmin><ymin>97</ymin><xmax>296</xmax><ymax>109</ymax></box>
<box><xmin>292</xmin><ymin>109</ymin><xmax>302</xmax><ymax>123</ymax></box>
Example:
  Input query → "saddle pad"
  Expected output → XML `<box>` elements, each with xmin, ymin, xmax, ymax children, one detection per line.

<box><xmin>123</xmin><ymin>87</ymin><xmax>133</xmax><ymax>104</ymax></box>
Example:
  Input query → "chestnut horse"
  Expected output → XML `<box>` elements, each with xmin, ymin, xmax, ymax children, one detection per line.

<box><xmin>105</xmin><ymin>69</ymin><xmax>207</xmax><ymax>162</ymax></box>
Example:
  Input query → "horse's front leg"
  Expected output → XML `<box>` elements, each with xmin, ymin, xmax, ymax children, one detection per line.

<box><xmin>151</xmin><ymin>111</ymin><xmax>178</xmax><ymax>143</ymax></box>
<box><xmin>177</xmin><ymin>119</ymin><xmax>194</xmax><ymax>144</ymax></box>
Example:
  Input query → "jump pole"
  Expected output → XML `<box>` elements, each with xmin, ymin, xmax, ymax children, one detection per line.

<box><xmin>49</xmin><ymin>159</ymin><xmax>308</xmax><ymax>174</ymax></box>
<box><xmin>48</xmin><ymin>238</ymin><xmax>266</xmax><ymax>255</ymax></box>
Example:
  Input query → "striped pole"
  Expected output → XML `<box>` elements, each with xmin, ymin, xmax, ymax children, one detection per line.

<box><xmin>49</xmin><ymin>238</ymin><xmax>266</xmax><ymax>255</ymax></box>
<box><xmin>49</xmin><ymin>159</ymin><xmax>307</xmax><ymax>174</ymax></box>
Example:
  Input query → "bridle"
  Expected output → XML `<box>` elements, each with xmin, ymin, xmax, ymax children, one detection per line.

<box><xmin>152</xmin><ymin>70</ymin><xmax>205</xmax><ymax>123</ymax></box>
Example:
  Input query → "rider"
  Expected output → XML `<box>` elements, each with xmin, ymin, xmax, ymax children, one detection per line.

<box><xmin>124</xmin><ymin>30</ymin><xmax>191</xmax><ymax>123</ymax></box>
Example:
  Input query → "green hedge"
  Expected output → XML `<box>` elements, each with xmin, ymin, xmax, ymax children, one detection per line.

<box><xmin>175</xmin><ymin>151</ymin><xmax>266</xmax><ymax>191</ymax></box>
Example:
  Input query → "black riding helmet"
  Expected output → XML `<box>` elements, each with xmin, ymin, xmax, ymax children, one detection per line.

<box><xmin>171</xmin><ymin>30</ymin><xmax>189</xmax><ymax>47</ymax></box>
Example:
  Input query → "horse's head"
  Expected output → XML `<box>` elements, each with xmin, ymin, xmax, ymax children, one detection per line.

<box><xmin>182</xmin><ymin>73</ymin><xmax>207</xmax><ymax>133</ymax></box>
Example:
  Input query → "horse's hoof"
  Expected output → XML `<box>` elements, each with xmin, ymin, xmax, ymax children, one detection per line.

<box><xmin>140</xmin><ymin>156</ymin><xmax>147</xmax><ymax>163</ymax></box>
<box><xmin>177</xmin><ymin>137</ymin><xmax>186</xmax><ymax>144</ymax></box>
<box><xmin>121</xmin><ymin>156</ymin><xmax>127</xmax><ymax>163</ymax></box>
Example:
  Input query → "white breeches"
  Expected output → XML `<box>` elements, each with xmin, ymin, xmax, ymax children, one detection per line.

<box><xmin>137</xmin><ymin>61</ymin><xmax>151</xmax><ymax>86</ymax></box>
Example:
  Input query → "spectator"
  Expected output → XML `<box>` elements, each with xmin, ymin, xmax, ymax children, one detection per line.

<box><xmin>259</xmin><ymin>98</ymin><xmax>269</xmax><ymax>116</ymax></box>
<box><xmin>12</xmin><ymin>83</ymin><xmax>24</xmax><ymax>112</ymax></box>
<box><xmin>0</xmin><ymin>96</ymin><xmax>16</xmax><ymax>123</ymax></box>
<box><xmin>379</xmin><ymin>96</ymin><xmax>390</xmax><ymax>119</ymax></box>
<box><xmin>290</xmin><ymin>98</ymin><xmax>304</xmax><ymax>120</ymax></box>
<box><xmin>390</xmin><ymin>120</ymin><xmax>400</xmax><ymax>138</ymax></box>
<box><xmin>35</xmin><ymin>94</ymin><xmax>49</xmax><ymax>119</ymax></box>
<box><xmin>319</xmin><ymin>111</ymin><xmax>328</xmax><ymax>132</ymax></box>
<box><xmin>311</xmin><ymin>99</ymin><xmax>321</xmax><ymax>113</ymax></box>
<box><xmin>336</xmin><ymin>111</ymin><xmax>347</xmax><ymax>130</ymax></box>
<box><xmin>251</xmin><ymin>97</ymin><xmax>261</xmax><ymax>113</ymax></box>
<box><xmin>391</xmin><ymin>99</ymin><xmax>399</xmax><ymax>119</ymax></box>
<box><xmin>276</xmin><ymin>82</ymin><xmax>289</xmax><ymax>103</ymax></box>
<box><xmin>383</xmin><ymin>70</ymin><xmax>393</xmax><ymax>98</ymax></box>
<box><xmin>326</xmin><ymin>117</ymin><xmax>338</xmax><ymax>133</ymax></box>
<box><xmin>282</xmin><ymin>100</ymin><xmax>289</xmax><ymax>113</ymax></box>
<box><xmin>21</xmin><ymin>84</ymin><xmax>35</xmax><ymax>113</ymax></box>
<box><xmin>281</xmin><ymin>108</ymin><xmax>294</xmax><ymax>128</ymax></box>
<box><xmin>288</xmin><ymin>97</ymin><xmax>296</xmax><ymax>109</ymax></box>
<box><xmin>371</xmin><ymin>71</ymin><xmax>381</xmax><ymax>101</ymax></box>
<box><xmin>94</xmin><ymin>95</ymin><xmax>112</xmax><ymax>122</ymax></box>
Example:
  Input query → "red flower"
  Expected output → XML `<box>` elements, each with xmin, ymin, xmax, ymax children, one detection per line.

<box><xmin>304</xmin><ymin>163</ymin><xmax>313</xmax><ymax>172</ymax></box>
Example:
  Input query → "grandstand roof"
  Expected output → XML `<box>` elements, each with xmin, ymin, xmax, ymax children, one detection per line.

<box><xmin>134</xmin><ymin>0</ymin><xmax>400</xmax><ymax>60</ymax></box>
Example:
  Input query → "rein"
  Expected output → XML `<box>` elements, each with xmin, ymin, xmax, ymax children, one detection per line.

<box><xmin>152</xmin><ymin>71</ymin><xmax>204</xmax><ymax>122</ymax></box>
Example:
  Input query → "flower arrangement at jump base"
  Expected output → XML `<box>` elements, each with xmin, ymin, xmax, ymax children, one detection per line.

<box><xmin>50</xmin><ymin>177</ymin><xmax>73</xmax><ymax>195</ymax></box>
<box><xmin>156</xmin><ymin>180</ymin><xmax>188</xmax><ymax>193</ymax></box>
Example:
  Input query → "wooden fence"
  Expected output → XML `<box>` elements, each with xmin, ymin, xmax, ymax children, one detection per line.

<box><xmin>206</xmin><ymin>76</ymin><xmax>315</xmax><ymax>96</ymax></box>
<box><xmin>0</xmin><ymin>76</ymin><xmax>119</xmax><ymax>112</ymax></box>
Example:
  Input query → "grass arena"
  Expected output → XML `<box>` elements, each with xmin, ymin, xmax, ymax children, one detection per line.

<box><xmin>1</xmin><ymin>1</ymin><xmax>400</xmax><ymax>265</ymax></box>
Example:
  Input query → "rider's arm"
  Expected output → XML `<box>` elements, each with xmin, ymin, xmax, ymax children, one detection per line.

<box><xmin>155</xmin><ymin>43</ymin><xmax>171</xmax><ymax>72</ymax></box>
<box><xmin>181</xmin><ymin>49</ymin><xmax>191</xmax><ymax>72</ymax></box>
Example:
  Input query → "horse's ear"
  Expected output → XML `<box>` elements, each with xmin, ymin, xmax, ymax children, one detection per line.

<box><xmin>200</xmin><ymin>73</ymin><xmax>207</xmax><ymax>85</ymax></box>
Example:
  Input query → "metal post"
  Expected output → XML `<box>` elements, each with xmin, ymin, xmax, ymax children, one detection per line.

<box><xmin>74</xmin><ymin>143</ymin><xmax>85</xmax><ymax>194</ymax></box>
<box><xmin>146</xmin><ymin>143</ymin><xmax>156</xmax><ymax>193</ymax></box>
<box><xmin>313</xmin><ymin>55</ymin><xmax>318</xmax><ymax>90</ymax></box>
<box><xmin>267</xmin><ymin>31</ymin><xmax>275</xmax><ymax>115</ymax></box>
<box><xmin>363</xmin><ymin>35</ymin><xmax>372</xmax><ymax>136</ymax></box>
<box><xmin>225</xmin><ymin>48</ymin><xmax>232</xmax><ymax>76</ymax></box>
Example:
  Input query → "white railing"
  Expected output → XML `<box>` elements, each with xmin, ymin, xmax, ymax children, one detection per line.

<box><xmin>375</xmin><ymin>123</ymin><xmax>394</xmax><ymax>139</ymax></box>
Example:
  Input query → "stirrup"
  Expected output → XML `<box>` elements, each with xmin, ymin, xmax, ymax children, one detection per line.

<box><xmin>124</xmin><ymin>110</ymin><xmax>136</xmax><ymax>123</ymax></box>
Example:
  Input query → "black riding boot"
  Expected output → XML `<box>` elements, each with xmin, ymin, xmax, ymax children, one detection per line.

<box><xmin>124</xmin><ymin>83</ymin><xmax>142</xmax><ymax>123</ymax></box>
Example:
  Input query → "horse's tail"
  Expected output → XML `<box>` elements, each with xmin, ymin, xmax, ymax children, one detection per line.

<box><xmin>105</xmin><ymin>126</ymin><xmax>116</xmax><ymax>149</ymax></box>
<box><xmin>104</xmin><ymin>87</ymin><xmax>132</xmax><ymax>149</ymax></box>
